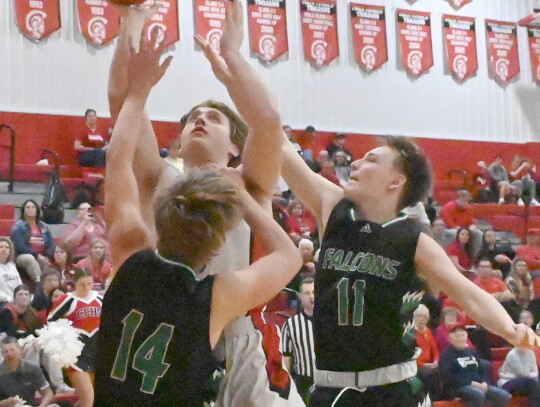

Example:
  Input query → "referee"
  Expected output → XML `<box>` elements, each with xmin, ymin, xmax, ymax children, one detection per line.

<box><xmin>282</xmin><ymin>277</ymin><xmax>316</xmax><ymax>403</ymax></box>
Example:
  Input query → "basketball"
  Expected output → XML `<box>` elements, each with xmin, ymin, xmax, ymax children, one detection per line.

<box><xmin>108</xmin><ymin>0</ymin><xmax>147</xmax><ymax>6</ymax></box>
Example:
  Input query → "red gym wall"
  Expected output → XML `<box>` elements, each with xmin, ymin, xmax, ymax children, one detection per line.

<box><xmin>0</xmin><ymin>111</ymin><xmax>538</xmax><ymax>182</ymax></box>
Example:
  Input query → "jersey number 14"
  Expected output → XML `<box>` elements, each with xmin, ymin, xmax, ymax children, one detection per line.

<box><xmin>337</xmin><ymin>277</ymin><xmax>366</xmax><ymax>326</ymax></box>
<box><xmin>111</xmin><ymin>309</ymin><xmax>174</xmax><ymax>394</ymax></box>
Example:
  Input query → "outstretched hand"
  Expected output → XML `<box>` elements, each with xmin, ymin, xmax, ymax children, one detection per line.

<box><xmin>507</xmin><ymin>323</ymin><xmax>540</xmax><ymax>350</ymax></box>
<box><xmin>127</xmin><ymin>26</ymin><xmax>173</xmax><ymax>98</ymax></box>
<box><xmin>194</xmin><ymin>0</ymin><xmax>244</xmax><ymax>84</ymax></box>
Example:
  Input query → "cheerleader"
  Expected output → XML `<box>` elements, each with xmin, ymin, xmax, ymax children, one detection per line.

<box><xmin>48</xmin><ymin>268</ymin><xmax>102</xmax><ymax>407</ymax></box>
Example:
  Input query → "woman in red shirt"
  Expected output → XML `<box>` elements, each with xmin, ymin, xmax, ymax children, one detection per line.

<box><xmin>286</xmin><ymin>200</ymin><xmax>317</xmax><ymax>245</ymax></box>
<box><xmin>75</xmin><ymin>238</ymin><xmax>111</xmax><ymax>292</ymax></box>
<box><xmin>74</xmin><ymin>109</ymin><xmax>108</xmax><ymax>168</ymax></box>
<box><xmin>445</xmin><ymin>227</ymin><xmax>475</xmax><ymax>279</ymax></box>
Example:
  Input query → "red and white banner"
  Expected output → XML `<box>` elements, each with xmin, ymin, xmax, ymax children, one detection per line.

<box><xmin>142</xmin><ymin>0</ymin><xmax>179</xmax><ymax>49</ymax></box>
<box><xmin>396</xmin><ymin>9</ymin><xmax>433</xmax><ymax>77</ymax></box>
<box><xmin>350</xmin><ymin>3</ymin><xmax>387</xmax><ymax>72</ymax></box>
<box><xmin>248</xmin><ymin>0</ymin><xmax>288</xmax><ymax>63</ymax></box>
<box><xmin>14</xmin><ymin>0</ymin><xmax>61</xmax><ymax>41</ymax></box>
<box><xmin>527</xmin><ymin>27</ymin><xmax>540</xmax><ymax>85</ymax></box>
<box><xmin>443</xmin><ymin>15</ymin><xmax>477</xmax><ymax>81</ymax></box>
<box><xmin>77</xmin><ymin>0</ymin><xmax>120</xmax><ymax>46</ymax></box>
<box><xmin>486</xmin><ymin>20</ymin><xmax>520</xmax><ymax>83</ymax></box>
<box><xmin>300</xmin><ymin>0</ymin><xmax>339</xmax><ymax>68</ymax></box>
<box><xmin>446</xmin><ymin>0</ymin><xmax>472</xmax><ymax>10</ymax></box>
<box><xmin>194</xmin><ymin>0</ymin><xmax>233</xmax><ymax>51</ymax></box>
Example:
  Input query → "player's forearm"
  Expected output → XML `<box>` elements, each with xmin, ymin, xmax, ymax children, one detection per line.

<box><xmin>108</xmin><ymin>22</ymin><xmax>131</xmax><ymax>123</ymax></box>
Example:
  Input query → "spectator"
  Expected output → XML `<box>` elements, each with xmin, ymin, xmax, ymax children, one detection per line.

<box><xmin>0</xmin><ymin>238</ymin><xmax>22</xmax><ymax>308</ymax></box>
<box><xmin>63</xmin><ymin>202</ymin><xmax>108</xmax><ymax>262</ymax></box>
<box><xmin>402</xmin><ymin>201</ymin><xmax>431</xmax><ymax>226</ymax></box>
<box><xmin>498</xmin><ymin>346</ymin><xmax>540</xmax><ymax>406</ymax></box>
<box><xmin>520</xmin><ymin>309</ymin><xmax>535</xmax><ymax>328</ymax></box>
<box><xmin>50</xmin><ymin>243</ymin><xmax>75</xmax><ymax>291</ymax></box>
<box><xmin>300</xmin><ymin>125</ymin><xmax>317</xmax><ymax>161</ymax></box>
<box><xmin>432</xmin><ymin>218</ymin><xmax>454</xmax><ymax>248</ymax></box>
<box><xmin>487</xmin><ymin>156</ymin><xmax>523</xmax><ymax>205</ymax></box>
<box><xmin>473</xmin><ymin>161</ymin><xmax>496</xmax><ymax>203</ymax></box>
<box><xmin>474</xmin><ymin>258</ymin><xmax>515</xmax><ymax>303</ymax></box>
<box><xmin>74</xmin><ymin>108</ymin><xmax>108</xmax><ymax>168</ymax></box>
<box><xmin>440</xmin><ymin>190</ymin><xmax>482</xmax><ymax>255</ymax></box>
<box><xmin>75</xmin><ymin>238</ymin><xmax>111</xmax><ymax>292</ymax></box>
<box><xmin>283</xmin><ymin>125</ymin><xmax>302</xmax><ymax>155</ymax></box>
<box><xmin>286</xmin><ymin>200</ymin><xmax>316</xmax><ymax>245</ymax></box>
<box><xmin>445</xmin><ymin>227</ymin><xmax>476</xmax><ymax>278</ymax></box>
<box><xmin>319</xmin><ymin>160</ymin><xmax>341</xmax><ymax>187</ymax></box>
<box><xmin>0</xmin><ymin>336</ymin><xmax>55</xmax><ymax>407</ymax></box>
<box><xmin>476</xmin><ymin>229</ymin><xmax>514</xmax><ymax>279</ymax></box>
<box><xmin>31</xmin><ymin>269</ymin><xmax>60</xmax><ymax>312</ymax></box>
<box><xmin>435</xmin><ymin>306</ymin><xmax>473</xmax><ymax>354</ymax></box>
<box><xmin>505</xmin><ymin>258</ymin><xmax>534</xmax><ymax>309</ymax></box>
<box><xmin>288</xmin><ymin>239</ymin><xmax>316</xmax><ymax>292</ymax></box>
<box><xmin>440</xmin><ymin>324</ymin><xmax>511</xmax><ymax>407</ymax></box>
<box><xmin>10</xmin><ymin>200</ymin><xmax>53</xmax><ymax>284</ymax></box>
<box><xmin>516</xmin><ymin>229</ymin><xmax>540</xmax><ymax>274</ymax></box>
<box><xmin>326</xmin><ymin>133</ymin><xmax>353</xmax><ymax>164</ymax></box>
<box><xmin>282</xmin><ymin>277</ymin><xmax>315</xmax><ymax>404</ymax></box>
<box><xmin>0</xmin><ymin>285</ymin><xmax>41</xmax><ymax>339</ymax></box>
<box><xmin>424</xmin><ymin>197</ymin><xmax>437</xmax><ymax>224</ymax></box>
<box><xmin>48</xmin><ymin>268</ymin><xmax>102</xmax><ymax>407</ymax></box>
<box><xmin>163</xmin><ymin>136</ymin><xmax>183</xmax><ymax>172</ymax></box>
<box><xmin>509</xmin><ymin>155</ymin><xmax>539</xmax><ymax>206</ymax></box>
<box><xmin>414</xmin><ymin>304</ymin><xmax>441</xmax><ymax>400</ymax></box>
<box><xmin>333</xmin><ymin>151</ymin><xmax>351</xmax><ymax>187</ymax></box>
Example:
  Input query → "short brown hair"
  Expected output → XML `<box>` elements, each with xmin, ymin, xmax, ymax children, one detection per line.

<box><xmin>387</xmin><ymin>136</ymin><xmax>432</xmax><ymax>210</ymax></box>
<box><xmin>186</xmin><ymin>100</ymin><xmax>248</xmax><ymax>168</ymax></box>
<box><xmin>154</xmin><ymin>169</ymin><xmax>242</xmax><ymax>269</ymax></box>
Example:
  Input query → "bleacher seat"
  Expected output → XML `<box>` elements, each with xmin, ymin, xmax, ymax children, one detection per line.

<box><xmin>0</xmin><ymin>204</ymin><xmax>14</xmax><ymax>219</ymax></box>
<box><xmin>527</xmin><ymin>216</ymin><xmax>540</xmax><ymax>229</ymax></box>
<box><xmin>0</xmin><ymin>219</ymin><xmax>15</xmax><ymax>237</ymax></box>
<box><xmin>491</xmin><ymin>347</ymin><xmax>511</xmax><ymax>361</ymax></box>
<box><xmin>491</xmin><ymin>215</ymin><xmax>527</xmax><ymax>241</ymax></box>
<box><xmin>434</xmin><ymin>190</ymin><xmax>457</xmax><ymax>206</ymax></box>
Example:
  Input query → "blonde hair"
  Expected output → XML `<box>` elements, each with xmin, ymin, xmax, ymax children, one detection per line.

<box><xmin>154</xmin><ymin>169</ymin><xmax>242</xmax><ymax>268</ymax></box>
<box><xmin>0</xmin><ymin>237</ymin><xmax>14</xmax><ymax>263</ymax></box>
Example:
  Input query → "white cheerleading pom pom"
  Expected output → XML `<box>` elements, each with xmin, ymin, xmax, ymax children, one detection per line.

<box><xmin>36</xmin><ymin>319</ymin><xmax>84</xmax><ymax>367</ymax></box>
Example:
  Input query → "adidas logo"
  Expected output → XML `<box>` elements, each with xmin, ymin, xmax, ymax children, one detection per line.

<box><xmin>359</xmin><ymin>223</ymin><xmax>372</xmax><ymax>233</ymax></box>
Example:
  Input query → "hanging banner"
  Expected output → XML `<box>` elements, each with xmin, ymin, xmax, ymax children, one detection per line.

<box><xmin>446</xmin><ymin>0</ymin><xmax>472</xmax><ymax>10</ymax></box>
<box><xmin>14</xmin><ymin>0</ymin><xmax>61</xmax><ymax>41</ymax></box>
<box><xmin>443</xmin><ymin>15</ymin><xmax>477</xmax><ymax>81</ymax></box>
<box><xmin>77</xmin><ymin>0</ymin><xmax>120</xmax><ymax>46</ymax></box>
<box><xmin>528</xmin><ymin>27</ymin><xmax>540</xmax><ymax>84</ymax></box>
<box><xmin>142</xmin><ymin>0</ymin><xmax>179</xmax><ymax>49</ymax></box>
<box><xmin>300</xmin><ymin>0</ymin><xmax>339</xmax><ymax>68</ymax></box>
<box><xmin>194</xmin><ymin>0</ymin><xmax>233</xmax><ymax>51</ymax></box>
<box><xmin>247</xmin><ymin>0</ymin><xmax>288</xmax><ymax>63</ymax></box>
<box><xmin>486</xmin><ymin>19</ymin><xmax>520</xmax><ymax>83</ymax></box>
<box><xmin>396</xmin><ymin>9</ymin><xmax>433</xmax><ymax>77</ymax></box>
<box><xmin>350</xmin><ymin>3</ymin><xmax>387</xmax><ymax>72</ymax></box>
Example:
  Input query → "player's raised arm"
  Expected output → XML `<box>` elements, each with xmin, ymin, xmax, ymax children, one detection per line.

<box><xmin>106</xmin><ymin>28</ymin><xmax>172</xmax><ymax>269</ymax></box>
<box><xmin>195</xmin><ymin>1</ymin><xmax>282</xmax><ymax>209</ymax></box>
<box><xmin>416</xmin><ymin>233</ymin><xmax>540</xmax><ymax>349</ymax></box>
<box><xmin>281</xmin><ymin>135</ymin><xmax>344</xmax><ymax>234</ymax></box>
<box><xmin>209</xmin><ymin>168</ymin><xmax>302</xmax><ymax>346</ymax></box>
<box><xmin>108</xmin><ymin>4</ymin><xmax>168</xmax><ymax>233</ymax></box>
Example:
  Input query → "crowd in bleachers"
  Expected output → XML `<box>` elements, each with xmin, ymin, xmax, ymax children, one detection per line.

<box><xmin>1</xmin><ymin>121</ymin><xmax>540</xmax><ymax>406</ymax></box>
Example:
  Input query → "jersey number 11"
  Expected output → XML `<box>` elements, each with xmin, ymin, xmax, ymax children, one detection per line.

<box><xmin>337</xmin><ymin>278</ymin><xmax>366</xmax><ymax>326</ymax></box>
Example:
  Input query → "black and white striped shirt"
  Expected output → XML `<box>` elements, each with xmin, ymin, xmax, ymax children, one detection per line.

<box><xmin>282</xmin><ymin>312</ymin><xmax>315</xmax><ymax>378</ymax></box>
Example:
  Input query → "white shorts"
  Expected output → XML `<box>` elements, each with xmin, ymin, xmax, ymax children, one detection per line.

<box><xmin>215</xmin><ymin>313</ymin><xmax>305</xmax><ymax>407</ymax></box>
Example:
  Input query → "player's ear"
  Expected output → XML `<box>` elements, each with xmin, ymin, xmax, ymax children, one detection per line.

<box><xmin>389</xmin><ymin>172</ymin><xmax>406</xmax><ymax>191</ymax></box>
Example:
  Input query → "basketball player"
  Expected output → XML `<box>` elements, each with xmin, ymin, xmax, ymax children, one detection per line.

<box><xmin>107</xmin><ymin>2</ymin><xmax>304</xmax><ymax>405</ymax></box>
<box><xmin>93</xmin><ymin>30</ymin><xmax>301</xmax><ymax>406</ymax></box>
<box><xmin>281</xmin><ymin>136</ymin><xmax>540</xmax><ymax>406</ymax></box>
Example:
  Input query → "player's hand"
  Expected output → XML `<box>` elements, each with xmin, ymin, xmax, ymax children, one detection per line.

<box><xmin>127</xmin><ymin>26</ymin><xmax>173</xmax><ymax>98</ymax></box>
<box><xmin>221</xmin><ymin>0</ymin><xmax>244</xmax><ymax>54</ymax></box>
<box><xmin>506</xmin><ymin>323</ymin><xmax>540</xmax><ymax>350</ymax></box>
<box><xmin>194</xmin><ymin>35</ymin><xmax>232</xmax><ymax>84</ymax></box>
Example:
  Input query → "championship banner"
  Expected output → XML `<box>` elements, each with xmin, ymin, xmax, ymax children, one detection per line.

<box><xmin>142</xmin><ymin>0</ymin><xmax>179</xmax><ymax>49</ymax></box>
<box><xmin>396</xmin><ymin>9</ymin><xmax>433</xmax><ymax>77</ymax></box>
<box><xmin>300</xmin><ymin>0</ymin><xmax>339</xmax><ymax>68</ymax></box>
<box><xmin>446</xmin><ymin>0</ymin><xmax>472</xmax><ymax>10</ymax></box>
<box><xmin>77</xmin><ymin>0</ymin><xmax>120</xmax><ymax>46</ymax></box>
<box><xmin>194</xmin><ymin>0</ymin><xmax>233</xmax><ymax>51</ymax></box>
<box><xmin>486</xmin><ymin>19</ymin><xmax>520</xmax><ymax>83</ymax></box>
<box><xmin>528</xmin><ymin>27</ymin><xmax>540</xmax><ymax>84</ymax></box>
<box><xmin>443</xmin><ymin>15</ymin><xmax>477</xmax><ymax>81</ymax></box>
<box><xmin>247</xmin><ymin>0</ymin><xmax>288</xmax><ymax>63</ymax></box>
<box><xmin>350</xmin><ymin>3</ymin><xmax>387</xmax><ymax>72</ymax></box>
<box><xmin>14</xmin><ymin>0</ymin><xmax>61</xmax><ymax>41</ymax></box>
